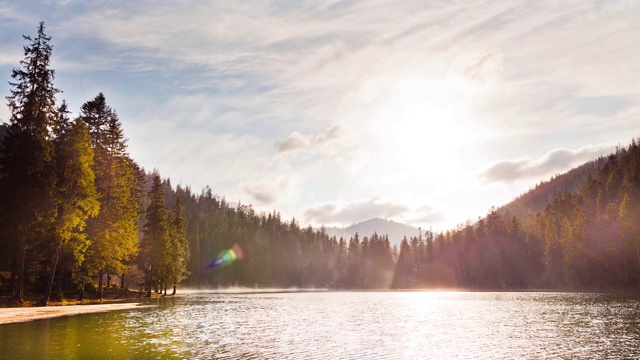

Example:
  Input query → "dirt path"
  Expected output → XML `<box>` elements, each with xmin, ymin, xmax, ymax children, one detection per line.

<box><xmin>0</xmin><ymin>303</ymin><xmax>153</xmax><ymax>325</ymax></box>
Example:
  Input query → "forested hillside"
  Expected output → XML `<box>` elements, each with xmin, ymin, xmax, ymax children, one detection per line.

<box><xmin>1</xmin><ymin>23</ymin><xmax>639</xmax><ymax>306</ymax></box>
<box><xmin>389</xmin><ymin>140</ymin><xmax>640</xmax><ymax>289</ymax></box>
<box><xmin>499</xmin><ymin>158</ymin><xmax>605</xmax><ymax>220</ymax></box>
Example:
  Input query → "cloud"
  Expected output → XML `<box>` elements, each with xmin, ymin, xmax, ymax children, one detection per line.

<box><xmin>304</xmin><ymin>196</ymin><xmax>409</xmax><ymax>225</ymax></box>
<box><xmin>482</xmin><ymin>144</ymin><xmax>615</xmax><ymax>183</ymax></box>
<box><xmin>276</xmin><ymin>124</ymin><xmax>345</xmax><ymax>154</ymax></box>
<box><xmin>276</xmin><ymin>132</ymin><xmax>310</xmax><ymax>153</ymax></box>
<box><xmin>448</xmin><ymin>50</ymin><xmax>504</xmax><ymax>83</ymax></box>
<box><xmin>240</xmin><ymin>177</ymin><xmax>288</xmax><ymax>205</ymax></box>
<box><xmin>315</xmin><ymin>124</ymin><xmax>344</xmax><ymax>144</ymax></box>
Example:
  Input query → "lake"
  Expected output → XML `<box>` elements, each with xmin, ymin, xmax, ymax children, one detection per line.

<box><xmin>1</xmin><ymin>291</ymin><xmax>639</xmax><ymax>359</ymax></box>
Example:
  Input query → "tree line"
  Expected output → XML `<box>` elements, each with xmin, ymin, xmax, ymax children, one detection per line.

<box><xmin>2</xmin><ymin>24</ymin><xmax>639</xmax><ymax>305</ymax></box>
<box><xmin>159</xmin><ymin>136</ymin><xmax>640</xmax><ymax>291</ymax></box>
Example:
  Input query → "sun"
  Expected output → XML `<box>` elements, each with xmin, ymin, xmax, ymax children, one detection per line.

<box><xmin>369</xmin><ymin>76</ymin><xmax>481</xmax><ymax>176</ymax></box>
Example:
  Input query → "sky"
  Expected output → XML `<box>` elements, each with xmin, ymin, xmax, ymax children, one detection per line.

<box><xmin>1</xmin><ymin>0</ymin><xmax>639</xmax><ymax>230</ymax></box>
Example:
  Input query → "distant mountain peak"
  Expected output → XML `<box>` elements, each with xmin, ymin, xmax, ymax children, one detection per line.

<box><xmin>323</xmin><ymin>218</ymin><xmax>420</xmax><ymax>247</ymax></box>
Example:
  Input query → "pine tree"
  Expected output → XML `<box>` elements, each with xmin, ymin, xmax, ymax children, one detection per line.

<box><xmin>345</xmin><ymin>233</ymin><xmax>362</xmax><ymax>287</ymax></box>
<box><xmin>142</xmin><ymin>171</ymin><xmax>169</xmax><ymax>297</ymax></box>
<box><xmin>391</xmin><ymin>238</ymin><xmax>412</xmax><ymax>289</ymax></box>
<box><xmin>80</xmin><ymin>93</ymin><xmax>141</xmax><ymax>299</ymax></box>
<box><xmin>42</xmin><ymin>117</ymin><xmax>99</xmax><ymax>304</ymax></box>
<box><xmin>169</xmin><ymin>195</ymin><xmax>190</xmax><ymax>295</ymax></box>
<box><xmin>0</xmin><ymin>22</ymin><xmax>60</xmax><ymax>301</ymax></box>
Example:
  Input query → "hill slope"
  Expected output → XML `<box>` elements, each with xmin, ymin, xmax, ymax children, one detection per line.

<box><xmin>499</xmin><ymin>157</ymin><xmax>605</xmax><ymax>220</ymax></box>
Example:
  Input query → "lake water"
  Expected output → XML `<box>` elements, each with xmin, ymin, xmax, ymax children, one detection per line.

<box><xmin>1</xmin><ymin>291</ymin><xmax>639</xmax><ymax>359</ymax></box>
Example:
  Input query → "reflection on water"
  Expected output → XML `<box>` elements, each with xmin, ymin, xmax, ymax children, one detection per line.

<box><xmin>1</xmin><ymin>292</ymin><xmax>639</xmax><ymax>359</ymax></box>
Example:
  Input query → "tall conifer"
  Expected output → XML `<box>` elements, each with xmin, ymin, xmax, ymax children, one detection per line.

<box><xmin>0</xmin><ymin>22</ymin><xmax>59</xmax><ymax>301</ymax></box>
<box><xmin>169</xmin><ymin>194</ymin><xmax>190</xmax><ymax>294</ymax></box>
<box><xmin>142</xmin><ymin>171</ymin><xmax>169</xmax><ymax>296</ymax></box>
<box><xmin>42</xmin><ymin>117</ymin><xmax>100</xmax><ymax>304</ymax></box>
<box><xmin>80</xmin><ymin>93</ymin><xmax>141</xmax><ymax>299</ymax></box>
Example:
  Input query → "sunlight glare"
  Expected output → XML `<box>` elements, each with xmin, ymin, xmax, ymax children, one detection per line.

<box><xmin>372</xmin><ymin>76</ymin><xmax>482</xmax><ymax>175</ymax></box>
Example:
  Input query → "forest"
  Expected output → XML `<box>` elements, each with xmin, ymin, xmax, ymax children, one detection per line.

<box><xmin>1</xmin><ymin>23</ymin><xmax>639</xmax><ymax>305</ymax></box>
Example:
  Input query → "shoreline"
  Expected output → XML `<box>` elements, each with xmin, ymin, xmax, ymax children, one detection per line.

<box><xmin>0</xmin><ymin>303</ymin><xmax>153</xmax><ymax>325</ymax></box>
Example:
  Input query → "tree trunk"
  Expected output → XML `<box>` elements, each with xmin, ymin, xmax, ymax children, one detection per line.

<box><xmin>97</xmin><ymin>268</ymin><xmax>104</xmax><ymax>300</ymax></box>
<box><xmin>497</xmin><ymin>261</ymin><xmax>506</xmax><ymax>290</ymax></box>
<box><xmin>171</xmin><ymin>282</ymin><xmax>176</xmax><ymax>296</ymax></box>
<box><xmin>12</xmin><ymin>247</ymin><xmax>26</xmax><ymax>302</ymax></box>
<box><xmin>57</xmin><ymin>259</ymin><xmax>64</xmax><ymax>295</ymax></box>
<box><xmin>117</xmin><ymin>273</ymin><xmax>127</xmax><ymax>299</ymax></box>
<box><xmin>163</xmin><ymin>283</ymin><xmax>167</xmax><ymax>296</ymax></box>
<box><xmin>41</xmin><ymin>241</ymin><xmax>62</xmax><ymax>305</ymax></box>
<box><xmin>9</xmin><ymin>249</ymin><xmax>18</xmax><ymax>295</ymax></box>
<box><xmin>79</xmin><ymin>277</ymin><xmax>85</xmax><ymax>300</ymax></box>
<box><xmin>107</xmin><ymin>273</ymin><xmax>111</xmax><ymax>288</ymax></box>
<box><xmin>146</xmin><ymin>266</ymin><xmax>152</xmax><ymax>298</ymax></box>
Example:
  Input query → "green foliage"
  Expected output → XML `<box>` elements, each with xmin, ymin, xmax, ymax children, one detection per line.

<box><xmin>41</xmin><ymin>116</ymin><xmax>100</xmax><ymax>303</ymax></box>
<box><xmin>80</xmin><ymin>93</ymin><xmax>142</xmax><ymax>297</ymax></box>
<box><xmin>168</xmin><ymin>194</ymin><xmax>190</xmax><ymax>289</ymax></box>
<box><xmin>0</xmin><ymin>22</ymin><xmax>60</xmax><ymax>299</ymax></box>
<box><xmin>54</xmin><ymin>117</ymin><xmax>100</xmax><ymax>261</ymax></box>
<box><xmin>141</xmin><ymin>171</ymin><xmax>170</xmax><ymax>293</ymax></box>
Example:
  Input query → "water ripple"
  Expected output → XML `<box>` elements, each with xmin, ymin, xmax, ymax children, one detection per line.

<box><xmin>3</xmin><ymin>292</ymin><xmax>639</xmax><ymax>359</ymax></box>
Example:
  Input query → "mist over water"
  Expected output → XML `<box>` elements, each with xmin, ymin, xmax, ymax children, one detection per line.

<box><xmin>1</xmin><ymin>292</ymin><xmax>639</xmax><ymax>359</ymax></box>
<box><xmin>176</xmin><ymin>287</ymin><xmax>331</xmax><ymax>295</ymax></box>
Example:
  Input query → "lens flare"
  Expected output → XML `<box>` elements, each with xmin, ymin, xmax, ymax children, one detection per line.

<box><xmin>205</xmin><ymin>244</ymin><xmax>244</xmax><ymax>269</ymax></box>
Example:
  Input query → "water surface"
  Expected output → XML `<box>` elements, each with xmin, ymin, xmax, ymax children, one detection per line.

<box><xmin>1</xmin><ymin>291</ymin><xmax>639</xmax><ymax>359</ymax></box>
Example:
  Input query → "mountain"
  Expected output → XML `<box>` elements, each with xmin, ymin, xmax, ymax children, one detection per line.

<box><xmin>324</xmin><ymin>218</ymin><xmax>420</xmax><ymax>247</ymax></box>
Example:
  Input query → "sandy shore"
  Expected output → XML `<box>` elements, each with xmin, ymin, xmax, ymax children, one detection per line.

<box><xmin>0</xmin><ymin>303</ymin><xmax>153</xmax><ymax>325</ymax></box>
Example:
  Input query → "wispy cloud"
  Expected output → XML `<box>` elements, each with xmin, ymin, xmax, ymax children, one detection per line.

<box><xmin>276</xmin><ymin>124</ymin><xmax>344</xmax><ymax>153</ymax></box>
<box><xmin>448</xmin><ymin>49</ymin><xmax>504</xmax><ymax>83</ymax></box>
<box><xmin>482</xmin><ymin>144</ymin><xmax>615</xmax><ymax>183</ymax></box>
<box><xmin>304</xmin><ymin>196</ymin><xmax>409</xmax><ymax>226</ymax></box>
<box><xmin>277</xmin><ymin>132</ymin><xmax>309</xmax><ymax>153</ymax></box>
<box><xmin>240</xmin><ymin>177</ymin><xmax>288</xmax><ymax>205</ymax></box>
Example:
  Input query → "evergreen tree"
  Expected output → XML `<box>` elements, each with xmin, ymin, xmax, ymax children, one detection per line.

<box><xmin>42</xmin><ymin>117</ymin><xmax>99</xmax><ymax>304</ymax></box>
<box><xmin>0</xmin><ymin>22</ymin><xmax>59</xmax><ymax>301</ymax></box>
<box><xmin>345</xmin><ymin>233</ymin><xmax>362</xmax><ymax>287</ymax></box>
<box><xmin>334</xmin><ymin>237</ymin><xmax>347</xmax><ymax>287</ymax></box>
<box><xmin>391</xmin><ymin>238</ymin><xmax>412</xmax><ymax>289</ymax></box>
<box><xmin>141</xmin><ymin>172</ymin><xmax>169</xmax><ymax>296</ymax></box>
<box><xmin>168</xmin><ymin>194</ymin><xmax>190</xmax><ymax>295</ymax></box>
<box><xmin>80</xmin><ymin>93</ymin><xmax>141</xmax><ymax>299</ymax></box>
